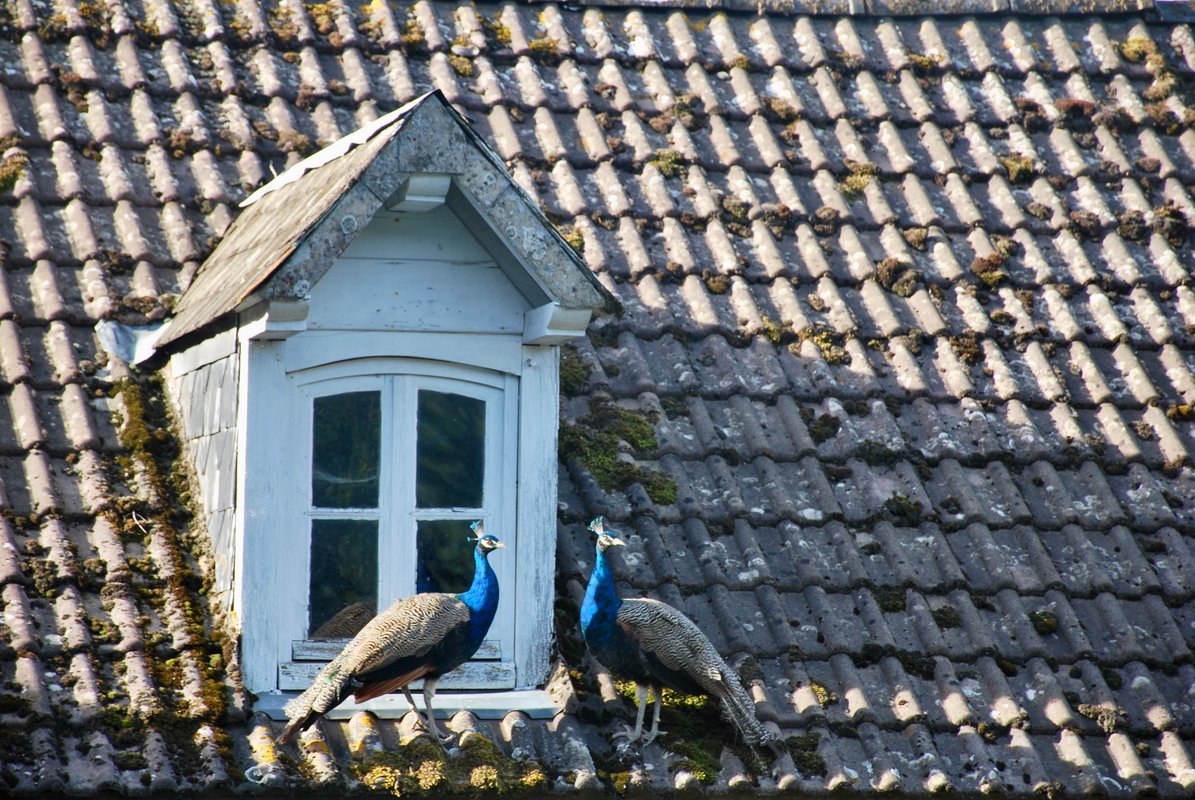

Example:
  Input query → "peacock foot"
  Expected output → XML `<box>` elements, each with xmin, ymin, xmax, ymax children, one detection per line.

<box><xmin>641</xmin><ymin>729</ymin><xmax>665</xmax><ymax>746</ymax></box>
<box><xmin>611</xmin><ymin>724</ymin><xmax>642</xmax><ymax>743</ymax></box>
<box><xmin>412</xmin><ymin>720</ymin><xmax>457</xmax><ymax>747</ymax></box>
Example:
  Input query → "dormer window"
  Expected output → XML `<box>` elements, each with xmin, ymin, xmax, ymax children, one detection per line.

<box><xmin>304</xmin><ymin>376</ymin><xmax>505</xmax><ymax>636</ymax></box>
<box><xmin>151</xmin><ymin>92</ymin><xmax>605</xmax><ymax>715</ymax></box>
<box><xmin>280</xmin><ymin>361</ymin><xmax>518</xmax><ymax>691</ymax></box>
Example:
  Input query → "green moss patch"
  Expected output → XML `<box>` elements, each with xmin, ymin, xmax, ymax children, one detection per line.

<box><xmin>526</xmin><ymin>35</ymin><xmax>562</xmax><ymax>64</ymax></box>
<box><xmin>1118</xmin><ymin>37</ymin><xmax>1157</xmax><ymax>64</ymax></box>
<box><xmin>902</xmin><ymin>226</ymin><xmax>929</xmax><ymax>251</ymax></box>
<box><xmin>560</xmin><ymin>399</ymin><xmax>676</xmax><ymax>504</ymax></box>
<box><xmin>648</xmin><ymin>149</ymin><xmax>685</xmax><ymax>178</ymax></box>
<box><xmin>1167</xmin><ymin>404</ymin><xmax>1194</xmax><ymax>422</ymax></box>
<box><xmin>354</xmin><ymin>733</ymin><xmax>546</xmax><ymax>796</ymax></box>
<box><xmin>1055</xmin><ymin>98</ymin><xmax>1096</xmax><ymax>120</ymax></box>
<box><xmin>556</xmin><ymin>225</ymin><xmax>584</xmax><ymax>254</ymax></box>
<box><xmin>113</xmin><ymin>751</ymin><xmax>148</xmax><ymax>770</ymax></box>
<box><xmin>104</xmin><ymin>376</ymin><xmax>237</xmax><ymax>777</ymax></box>
<box><xmin>703</xmin><ymin>272</ymin><xmax>729</xmax><ymax>294</ymax></box>
<box><xmin>1153</xmin><ymin>204</ymin><xmax>1191</xmax><ymax>246</ymax></box>
<box><xmin>1028</xmin><ymin>609</ymin><xmax>1058</xmax><ymax>635</ymax></box>
<box><xmin>1076</xmin><ymin>703</ymin><xmax>1121</xmax><ymax>734</ymax></box>
<box><xmin>763</xmin><ymin>97</ymin><xmax>800</xmax><ymax>123</ymax></box>
<box><xmin>560</xmin><ymin>347</ymin><xmax>590</xmax><ymax>397</ymax></box>
<box><xmin>1026</xmin><ymin>201</ymin><xmax>1052</xmax><ymax>221</ymax></box>
<box><xmin>949</xmin><ymin>330</ymin><xmax>984</xmax><ymax>365</ymax></box>
<box><xmin>482</xmin><ymin>15</ymin><xmax>511</xmax><ymax>47</ymax></box>
<box><xmin>932</xmin><ymin>606</ymin><xmax>961</xmax><ymax>629</ymax></box>
<box><xmin>609</xmin><ymin>684</ymin><xmax>745</xmax><ymax>786</ymax></box>
<box><xmin>0</xmin><ymin>143</ymin><xmax>27</xmax><ymax>195</ymax></box>
<box><xmin>807</xmin><ymin>412</ymin><xmax>840</xmax><ymax>444</ymax></box>
<box><xmin>883</xmin><ymin>493</ymin><xmax>922</xmax><ymax>525</ymax></box>
<box><xmin>907</xmin><ymin>52</ymin><xmax>943</xmax><ymax>79</ymax></box>
<box><xmin>644</xmin><ymin>399</ymin><xmax>682</xmax><ymax>423</ymax></box>
<box><xmin>839</xmin><ymin>159</ymin><xmax>878</xmax><ymax>199</ymax></box>
<box><xmin>876</xmin><ymin>257</ymin><xmax>922</xmax><ymax>298</ymax></box>
<box><xmin>856</xmin><ymin>439</ymin><xmax>902</xmax><ymax>465</ymax></box>
<box><xmin>794</xmin><ymin>324</ymin><xmax>850</xmax><ymax>365</ymax></box>
<box><xmin>873</xmin><ymin>588</ymin><xmax>906</xmax><ymax>613</ymax></box>
<box><xmin>809</xmin><ymin>681</ymin><xmax>838</xmax><ymax>707</ymax></box>
<box><xmin>1068</xmin><ymin>210</ymin><xmax>1102</xmax><ymax>241</ymax></box>
<box><xmin>811</xmin><ymin>206</ymin><xmax>841</xmax><ymax>237</ymax></box>
<box><xmin>1000</xmin><ymin>154</ymin><xmax>1037</xmax><ymax>185</ymax></box>
<box><xmin>786</xmin><ymin>732</ymin><xmax>825</xmax><ymax>777</ymax></box>
<box><xmin>969</xmin><ymin>253</ymin><xmax>1007</xmax><ymax>288</ymax></box>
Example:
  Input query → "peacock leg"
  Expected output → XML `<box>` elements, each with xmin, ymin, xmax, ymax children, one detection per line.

<box><xmin>421</xmin><ymin>678</ymin><xmax>455</xmax><ymax>745</ymax></box>
<box><xmin>641</xmin><ymin>686</ymin><xmax>665</xmax><ymax>745</ymax></box>
<box><xmin>402</xmin><ymin>686</ymin><xmax>432</xmax><ymax>734</ymax></box>
<box><xmin>614</xmin><ymin>683</ymin><xmax>650</xmax><ymax>742</ymax></box>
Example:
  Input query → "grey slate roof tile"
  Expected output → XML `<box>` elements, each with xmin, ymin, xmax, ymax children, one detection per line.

<box><xmin>2</xmin><ymin>0</ymin><xmax>1195</xmax><ymax>795</ymax></box>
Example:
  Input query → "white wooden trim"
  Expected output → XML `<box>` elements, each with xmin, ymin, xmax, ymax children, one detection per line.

<box><xmin>240</xmin><ymin>300</ymin><xmax>309</xmax><ymax>340</ymax></box>
<box><xmin>253</xmin><ymin>689</ymin><xmax>559</xmax><ymax>721</ymax></box>
<box><xmin>293</xmin><ymin>357</ymin><xmax>511</xmax><ymax>388</ymax></box>
<box><xmin>523</xmin><ymin>303</ymin><xmax>592</xmax><ymax>344</ymax></box>
<box><xmin>279</xmin><ymin>659</ymin><xmax>515</xmax><ymax>691</ymax></box>
<box><xmin>238</xmin><ymin>337</ymin><xmax>308</xmax><ymax>692</ymax></box>
<box><xmin>284</xmin><ymin>331</ymin><xmax>524</xmax><ymax>377</ymax></box>
<box><xmin>292</xmin><ymin>639</ymin><xmax>502</xmax><ymax>661</ymax></box>
<box><xmin>514</xmin><ymin>345</ymin><xmax>558</xmax><ymax>689</ymax></box>
<box><xmin>239</xmin><ymin>338</ymin><xmax>559</xmax><ymax>697</ymax></box>
<box><xmin>247</xmin><ymin>358</ymin><xmax>520</xmax><ymax>693</ymax></box>
<box><xmin>388</xmin><ymin>174</ymin><xmax>452</xmax><ymax>212</ymax></box>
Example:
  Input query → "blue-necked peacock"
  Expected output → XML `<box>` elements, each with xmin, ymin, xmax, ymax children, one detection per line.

<box><xmin>581</xmin><ymin>517</ymin><xmax>776</xmax><ymax>749</ymax></box>
<box><xmin>278</xmin><ymin>522</ymin><xmax>503</xmax><ymax>744</ymax></box>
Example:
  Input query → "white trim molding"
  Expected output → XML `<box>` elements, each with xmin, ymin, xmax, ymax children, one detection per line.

<box><xmin>237</xmin><ymin>342</ymin><xmax>558</xmax><ymax>695</ymax></box>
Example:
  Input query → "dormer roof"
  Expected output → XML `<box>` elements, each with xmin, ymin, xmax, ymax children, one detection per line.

<box><xmin>154</xmin><ymin>91</ymin><xmax>606</xmax><ymax>354</ymax></box>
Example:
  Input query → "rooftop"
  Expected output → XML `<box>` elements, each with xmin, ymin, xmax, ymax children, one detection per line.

<box><xmin>0</xmin><ymin>0</ymin><xmax>1193</xmax><ymax>796</ymax></box>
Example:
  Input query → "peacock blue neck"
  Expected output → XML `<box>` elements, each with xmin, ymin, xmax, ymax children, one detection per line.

<box><xmin>581</xmin><ymin>546</ymin><xmax>622</xmax><ymax>636</ymax></box>
<box><xmin>457</xmin><ymin>545</ymin><xmax>499</xmax><ymax>646</ymax></box>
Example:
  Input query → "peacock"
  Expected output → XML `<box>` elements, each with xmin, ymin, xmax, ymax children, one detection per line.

<box><xmin>278</xmin><ymin>522</ymin><xmax>504</xmax><ymax>745</ymax></box>
<box><xmin>580</xmin><ymin>517</ymin><xmax>777</xmax><ymax>749</ymax></box>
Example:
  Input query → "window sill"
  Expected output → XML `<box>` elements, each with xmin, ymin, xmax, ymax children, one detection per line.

<box><xmin>255</xmin><ymin>689</ymin><xmax>558</xmax><ymax>721</ymax></box>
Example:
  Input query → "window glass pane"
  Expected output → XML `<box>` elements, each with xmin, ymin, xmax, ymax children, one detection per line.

<box><xmin>313</xmin><ymin>391</ymin><xmax>380</xmax><ymax>508</ymax></box>
<box><xmin>416</xmin><ymin>390</ymin><xmax>485</xmax><ymax>508</ymax></box>
<box><xmin>309</xmin><ymin>519</ymin><xmax>378</xmax><ymax>637</ymax></box>
<box><xmin>416</xmin><ymin>519</ymin><xmax>476</xmax><ymax>594</ymax></box>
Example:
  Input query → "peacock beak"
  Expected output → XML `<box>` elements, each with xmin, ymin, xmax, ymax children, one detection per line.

<box><xmin>492</xmin><ymin>541</ymin><xmax>507</xmax><ymax>548</ymax></box>
<box><xmin>608</xmin><ymin>536</ymin><xmax>626</xmax><ymax>547</ymax></box>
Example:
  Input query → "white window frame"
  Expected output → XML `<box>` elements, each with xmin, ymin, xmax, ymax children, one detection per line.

<box><xmin>236</xmin><ymin>331</ymin><xmax>559</xmax><ymax>707</ymax></box>
<box><xmin>277</xmin><ymin>362</ymin><xmax>517</xmax><ymax>689</ymax></box>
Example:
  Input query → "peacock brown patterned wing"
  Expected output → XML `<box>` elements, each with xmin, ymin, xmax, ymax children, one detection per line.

<box><xmin>335</xmin><ymin>593</ymin><xmax>471</xmax><ymax>676</ymax></box>
<box><xmin>615</xmin><ymin>598</ymin><xmax>722</xmax><ymax>677</ymax></box>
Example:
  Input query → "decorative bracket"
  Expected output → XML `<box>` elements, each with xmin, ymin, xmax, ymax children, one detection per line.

<box><xmin>239</xmin><ymin>300</ymin><xmax>309</xmax><ymax>341</ymax></box>
<box><xmin>387</xmin><ymin>174</ymin><xmax>452</xmax><ymax>213</ymax></box>
<box><xmin>523</xmin><ymin>303</ymin><xmax>591</xmax><ymax>345</ymax></box>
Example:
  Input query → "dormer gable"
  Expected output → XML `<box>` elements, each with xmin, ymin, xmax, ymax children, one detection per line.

<box><xmin>158</xmin><ymin>92</ymin><xmax>604</xmax><ymax>707</ymax></box>
<box><xmin>154</xmin><ymin>90</ymin><xmax>605</xmax><ymax>357</ymax></box>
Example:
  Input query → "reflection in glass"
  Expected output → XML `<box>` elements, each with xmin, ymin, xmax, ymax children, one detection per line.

<box><xmin>416</xmin><ymin>519</ymin><xmax>475</xmax><ymax>594</ymax></box>
<box><xmin>416</xmin><ymin>391</ymin><xmax>484</xmax><ymax>508</ymax></box>
<box><xmin>312</xmin><ymin>391</ymin><xmax>381</xmax><ymax>508</ymax></box>
<box><xmin>309</xmin><ymin>519</ymin><xmax>378</xmax><ymax>636</ymax></box>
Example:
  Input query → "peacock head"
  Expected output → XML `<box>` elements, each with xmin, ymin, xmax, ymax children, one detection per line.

<box><xmin>469</xmin><ymin>521</ymin><xmax>506</xmax><ymax>554</ymax></box>
<box><xmin>588</xmin><ymin>516</ymin><xmax>625</xmax><ymax>552</ymax></box>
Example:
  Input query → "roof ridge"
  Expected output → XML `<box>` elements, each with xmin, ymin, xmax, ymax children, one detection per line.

<box><xmin>520</xmin><ymin>0</ymin><xmax>1163</xmax><ymax>16</ymax></box>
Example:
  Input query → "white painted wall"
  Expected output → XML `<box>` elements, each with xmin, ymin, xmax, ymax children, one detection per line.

<box><xmin>234</xmin><ymin>204</ymin><xmax>561</xmax><ymax>695</ymax></box>
<box><xmin>308</xmin><ymin>207</ymin><xmax>531</xmax><ymax>335</ymax></box>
